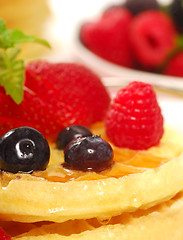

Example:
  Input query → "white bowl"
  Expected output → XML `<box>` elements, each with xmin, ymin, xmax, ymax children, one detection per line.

<box><xmin>72</xmin><ymin>35</ymin><xmax>183</xmax><ymax>91</ymax></box>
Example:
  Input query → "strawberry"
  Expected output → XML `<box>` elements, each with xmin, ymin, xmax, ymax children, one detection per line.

<box><xmin>25</xmin><ymin>61</ymin><xmax>110</xmax><ymax>125</ymax></box>
<box><xmin>0</xmin><ymin>227</ymin><xmax>11</xmax><ymax>240</ymax></box>
<box><xmin>80</xmin><ymin>7</ymin><xmax>134</xmax><ymax>67</ymax></box>
<box><xmin>0</xmin><ymin>20</ymin><xmax>110</xmax><ymax>140</ymax></box>
<box><xmin>0</xmin><ymin>87</ymin><xmax>62</xmax><ymax>139</ymax></box>
<box><xmin>129</xmin><ymin>10</ymin><xmax>177</xmax><ymax>69</ymax></box>
<box><xmin>105</xmin><ymin>81</ymin><xmax>164</xmax><ymax>150</ymax></box>
<box><xmin>163</xmin><ymin>51</ymin><xmax>183</xmax><ymax>77</ymax></box>
<box><xmin>0</xmin><ymin>61</ymin><xmax>110</xmax><ymax>139</ymax></box>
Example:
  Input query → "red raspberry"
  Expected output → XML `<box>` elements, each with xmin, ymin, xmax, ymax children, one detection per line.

<box><xmin>80</xmin><ymin>7</ymin><xmax>134</xmax><ymax>67</ymax></box>
<box><xmin>0</xmin><ymin>227</ymin><xmax>11</xmax><ymax>240</ymax></box>
<box><xmin>105</xmin><ymin>81</ymin><xmax>164</xmax><ymax>150</ymax></box>
<box><xmin>129</xmin><ymin>10</ymin><xmax>177</xmax><ymax>69</ymax></box>
<box><xmin>163</xmin><ymin>51</ymin><xmax>183</xmax><ymax>77</ymax></box>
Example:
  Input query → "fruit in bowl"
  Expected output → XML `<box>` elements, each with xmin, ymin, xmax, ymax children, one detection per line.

<box><xmin>79</xmin><ymin>0</ymin><xmax>183</xmax><ymax>77</ymax></box>
<box><xmin>1</xmin><ymin>19</ymin><xmax>183</xmax><ymax>240</ymax></box>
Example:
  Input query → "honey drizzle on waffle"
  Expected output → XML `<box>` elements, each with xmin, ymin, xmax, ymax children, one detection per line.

<box><xmin>0</xmin><ymin>122</ymin><xmax>182</xmax><ymax>186</ymax></box>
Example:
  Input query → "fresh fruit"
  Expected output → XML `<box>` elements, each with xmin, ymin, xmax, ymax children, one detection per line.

<box><xmin>64</xmin><ymin>135</ymin><xmax>113</xmax><ymax>171</ymax></box>
<box><xmin>163</xmin><ymin>51</ymin><xmax>183</xmax><ymax>77</ymax></box>
<box><xmin>80</xmin><ymin>7</ymin><xmax>134</xmax><ymax>67</ymax></box>
<box><xmin>25</xmin><ymin>61</ymin><xmax>110</xmax><ymax>126</ymax></box>
<box><xmin>0</xmin><ymin>61</ymin><xmax>110</xmax><ymax>139</ymax></box>
<box><xmin>56</xmin><ymin>125</ymin><xmax>93</xmax><ymax>150</ymax></box>
<box><xmin>0</xmin><ymin>20</ymin><xmax>110</xmax><ymax>139</ymax></box>
<box><xmin>128</xmin><ymin>10</ymin><xmax>177</xmax><ymax>69</ymax></box>
<box><xmin>105</xmin><ymin>81</ymin><xmax>164</xmax><ymax>150</ymax></box>
<box><xmin>122</xmin><ymin>0</ymin><xmax>159</xmax><ymax>15</ymax></box>
<box><xmin>0</xmin><ymin>127</ymin><xmax>50</xmax><ymax>173</ymax></box>
<box><xmin>0</xmin><ymin>227</ymin><xmax>11</xmax><ymax>240</ymax></box>
<box><xmin>0</xmin><ymin>86</ymin><xmax>63</xmax><ymax>139</ymax></box>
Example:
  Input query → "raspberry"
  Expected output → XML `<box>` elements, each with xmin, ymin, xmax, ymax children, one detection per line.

<box><xmin>80</xmin><ymin>7</ymin><xmax>134</xmax><ymax>67</ymax></box>
<box><xmin>129</xmin><ymin>10</ymin><xmax>177</xmax><ymax>69</ymax></box>
<box><xmin>0</xmin><ymin>227</ymin><xmax>11</xmax><ymax>240</ymax></box>
<box><xmin>105</xmin><ymin>81</ymin><xmax>164</xmax><ymax>150</ymax></box>
<box><xmin>163</xmin><ymin>51</ymin><xmax>183</xmax><ymax>77</ymax></box>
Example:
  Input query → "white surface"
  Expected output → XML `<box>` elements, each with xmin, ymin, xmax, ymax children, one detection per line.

<box><xmin>46</xmin><ymin>0</ymin><xmax>173</xmax><ymax>60</ymax></box>
<box><xmin>158</xmin><ymin>93</ymin><xmax>183</xmax><ymax>133</ymax></box>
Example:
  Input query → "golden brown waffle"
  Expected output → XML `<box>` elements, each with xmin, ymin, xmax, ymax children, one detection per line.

<box><xmin>8</xmin><ymin>193</ymin><xmax>183</xmax><ymax>240</ymax></box>
<box><xmin>1</xmin><ymin>122</ymin><xmax>183</xmax><ymax>239</ymax></box>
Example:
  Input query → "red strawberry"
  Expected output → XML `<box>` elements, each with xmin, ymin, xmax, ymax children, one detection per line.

<box><xmin>0</xmin><ymin>86</ymin><xmax>62</xmax><ymax>139</ymax></box>
<box><xmin>0</xmin><ymin>227</ymin><xmax>11</xmax><ymax>240</ymax></box>
<box><xmin>80</xmin><ymin>7</ymin><xmax>134</xmax><ymax>67</ymax></box>
<box><xmin>25</xmin><ymin>62</ymin><xmax>110</xmax><ymax>125</ymax></box>
<box><xmin>129</xmin><ymin>10</ymin><xmax>177</xmax><ymax>69</ymax></box>
<box><xmin>163</xmin><ymin>51</ymin><xmax>183</xmax><ymax>77</ymax></box>
<box><xmin>0</xmin><ymin>62</ymin><xmax>110</xmax><ymax>139</ymax></box>
<box><xmin>105</xmin><ymin>81</ymin><xmax>164</xmax><ymax>150</ymax></box>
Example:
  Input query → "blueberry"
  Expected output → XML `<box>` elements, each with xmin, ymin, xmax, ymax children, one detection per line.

<box><xmin>169</xmin><ymin>0</ymin><xmax>183</xmax><ymax>33</ymax></box>
<box><xmin>56</xmin><ymin>125</ymin><xmax>92</xmax><ymax>150</ymax></box>
<box><xmin>123</xmin><ymin>0</ymin><xmax>159</xmax><ymax>15</ymax></box>
<box><xmin>0</xmin><ymin>127</ymin><xmax>50</xmax><ymax>173</ymax></box>
<box><xmin>64</xmin><ymin>135</ymin><xmax>113</xmax><ymax>172</ymax></box>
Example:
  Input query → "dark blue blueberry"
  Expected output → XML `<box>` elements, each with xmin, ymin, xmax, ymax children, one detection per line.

<box><xmin>0</xmin><ymin>127</ymin><xmax>50</xmax><ymax>173</ymax></box>
<box><xmin>122</xmin><ymin>0</ymin><xmax>159</xmax><ymax>15</ymax></box>
<box><xmin>64</xmin><ymin>135</ymin><xmax>113</xmax><ymax>172</ymax></box>
<box><xmin>56</xmin><ymin>125</ymin><xmax>92</xmax><ymax>150</ymax></box>
<box><xmin>169</xmin><ymin>0</ymin><xmax>183</xmax><ymax>33</ymax></box>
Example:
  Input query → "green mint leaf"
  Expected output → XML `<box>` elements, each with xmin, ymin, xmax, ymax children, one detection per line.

<box><xmin>0</xmin><ymin>19</ymin><xmax>51</xmax><ymax>104</ymax></box>
<box><xmin>0</xmin><ymin>58</ymin><xmax>24</xmax><ymax>104</ymax></box>
<box><xmin>7</xmin><ymin>29</ymin><xmax>51</xmax><ymax>48</ymax></box>
<box><xmin>0</xmin><ymin>19</ymin><xmax>6</xmax><ymax>34</ymax></box>
<box><xmin>0</xmin><ymin>47</ymin><xmax>20</xmax><ymax>68</ymax></box>
<box><xmin>177</xmin><ymin>35</ymin><xmax>183</xmax><ymax>50</ymax></box>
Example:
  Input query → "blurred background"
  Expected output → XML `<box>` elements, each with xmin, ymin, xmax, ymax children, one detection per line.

<box><xmin>0</xmin><ymin>0</ymin><xmax>173</xmax><ymax>60</ymax></box>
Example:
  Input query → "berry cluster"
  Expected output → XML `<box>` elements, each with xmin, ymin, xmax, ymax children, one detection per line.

<box><xmin>80</xmin><ymin>0</ymin><xmax>183</xmax><ymax>77</ymax></box>
<box><xmin>57</xmin><ymin>125</ymin><xmax>113</xmax><ymax>172</ymax></box>
<box><xmin>0</xmin><ymin>62</ymin><xmax>110</xmax><ymax>140</ymax></box>
<box><xmin>0</xmin><ymin>20</ymin><xmax>111</xmax><ymax>141</ymax></box>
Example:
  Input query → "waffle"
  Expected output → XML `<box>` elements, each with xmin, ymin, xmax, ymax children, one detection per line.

<box><xmin>1</xmin><ymin>122</ymin><xmax>183</xmax><ymax>239</ymax></box>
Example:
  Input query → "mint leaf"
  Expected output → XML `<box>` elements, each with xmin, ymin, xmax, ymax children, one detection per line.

<box><xmin>177</xmin><ymin>35</ymin><xmax>183</xmax><ymax>50</ymax></box>
<box><xmin>7</xmin><ymin>29</ymin><xmax>51</xmax><ymax>48</ymax></box>
<box><xmin>0</xmin><ymin>20</ymin><xmax>6</xmax><ymax>34</ymax></box>
<box><xmin>0</xmin><ymin>19</ymin><xmax>51</xmax><ymax>104</ymax></box>
<box><xmin>0</xmin><ymin>58</ymin><xmax>25</xmax><ymax>104</ymax></box>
